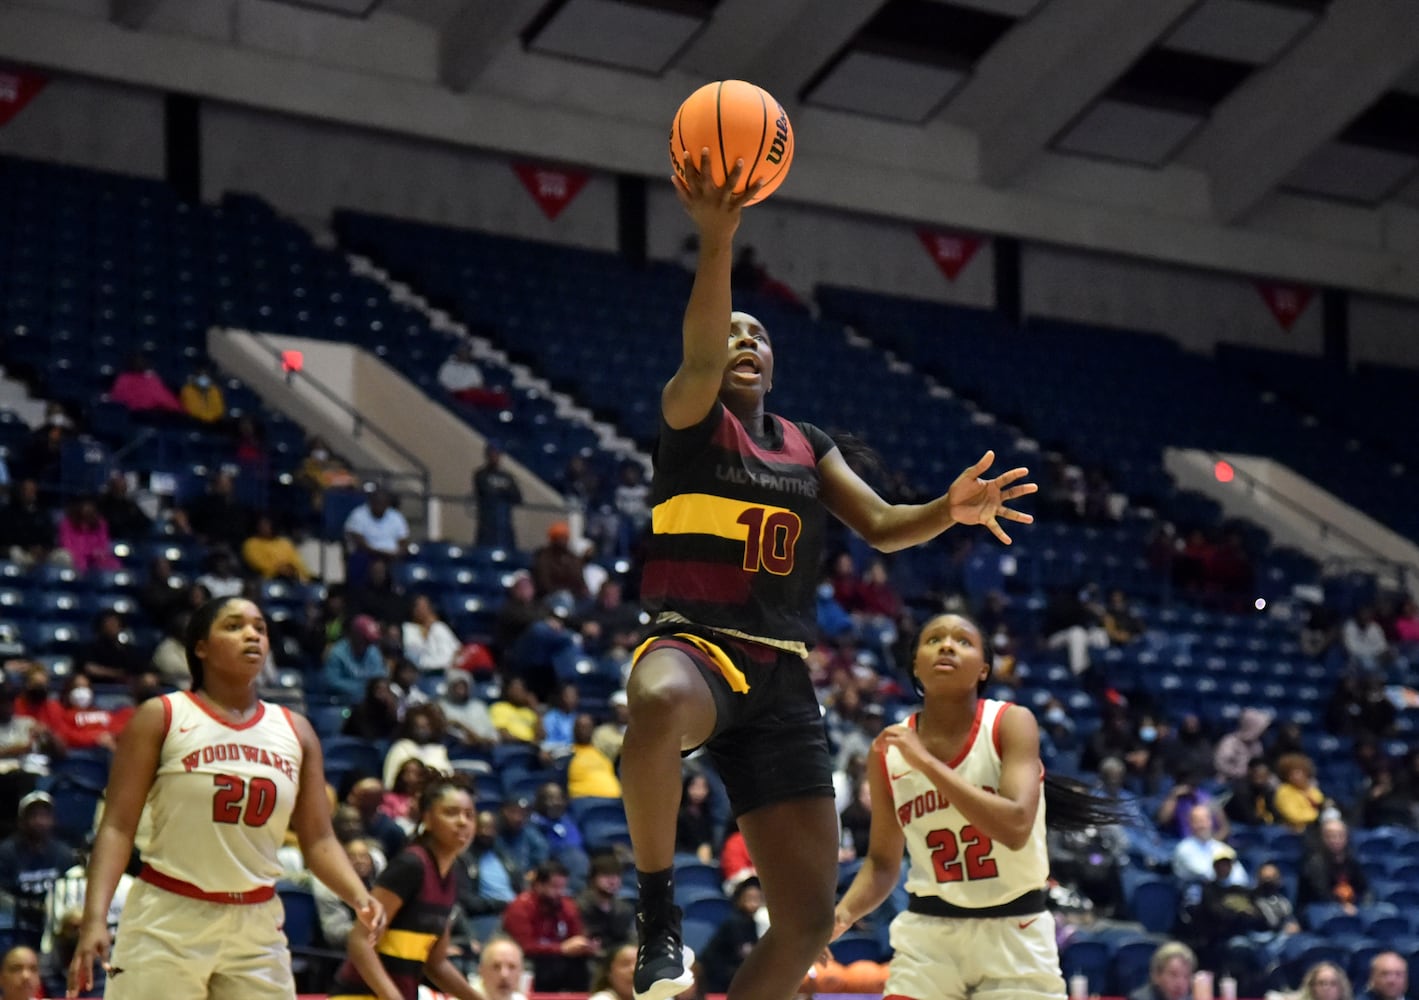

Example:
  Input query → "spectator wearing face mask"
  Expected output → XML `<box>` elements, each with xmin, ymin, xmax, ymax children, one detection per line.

<box><xmin>179</xmin><ymin>365</ymin><xmax>226</xmax><ymax>424</ymax></box>
<box><xmin>50</xmin><ymin>677</ymin><xmax>132</xmax><ymax>752</ymax></box>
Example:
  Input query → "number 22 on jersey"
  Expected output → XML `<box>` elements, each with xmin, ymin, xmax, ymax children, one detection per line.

<box><xmin>926</xmin><ymin>825</ymin><xmax>999</xmax><ymax>882</ymax></box>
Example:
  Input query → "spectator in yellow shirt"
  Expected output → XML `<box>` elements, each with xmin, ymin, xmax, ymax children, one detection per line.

<box><xmin>490</xmin><ymin>676</ymin><xmax>544</xmax><ymax>745</ymax></box>
<box><xmin>179</xmin><ymin>365</ymin><xmax>227</xmax><ymax>424</ymax></box>
<box><xmin>241</xmin><ymin>514</ymin><xmax>313</xmax><ymax>581</ymax></box>
<box><xmin>1274</xmin><ymin>752</ymin><xmax>1326</xmax><ymax>832</ymax></box>
<box><xmin>568</xmin><ymin>713</ymin><xmax>622</xmax><ymax>800</ymax></box>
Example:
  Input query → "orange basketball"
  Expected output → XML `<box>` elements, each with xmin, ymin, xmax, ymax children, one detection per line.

<box><xmin>669</xmin><ymin>80</ymin><xmax>794</xmax><ymax>206</ymax></box>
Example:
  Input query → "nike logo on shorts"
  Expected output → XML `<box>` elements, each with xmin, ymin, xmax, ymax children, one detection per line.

<box><xmin>890</xmin><ymin>771</ymin><xmax>910</xmax><ymax>780</ymax></box>
<box><xmin>1018</xmin><ymin>918</ymin><xmax>1039</xmax><ymax>930</ymax></box>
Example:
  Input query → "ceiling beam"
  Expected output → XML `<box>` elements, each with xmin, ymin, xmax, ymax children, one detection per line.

<box><xmin>677</xmin><ymin>0</ymin><xmax>884</xmax><ymax>101</ymax></box>
<box><xmin>438</xmin><ymin>0</ymin><xmax>542</xmax><ymax>93</ymax></box>
<box><xmin>943</xmin><ymin>0</ymin><xmax>1198</xmax><ymax>185</ymax></box>
<box><xmin>109</xmin><ymin>0</ymin><xmax>164</xmax><ymax>31</ymax></box>
<box><xmin>1177</xmin><ymin>0</ymin><xmax>1419</xmax><ymax>222</ymax></box>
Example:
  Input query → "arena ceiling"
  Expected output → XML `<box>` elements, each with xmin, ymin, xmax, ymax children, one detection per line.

<box><xmin>6</xmin><ymin>0</ymin><xmax>1419</xmax><ymax>296</ymax></box>
<box><xmin>89</xmin><ymin>0</ymin><xmax>1419</xmax><ymax>217</ymax></box>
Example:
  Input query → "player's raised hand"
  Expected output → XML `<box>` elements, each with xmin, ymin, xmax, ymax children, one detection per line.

<box><xmin>673</xmin><ymin>149</ymin><xmax>764</xmax><ymax>236</ymax></box>
<box><xmin>945</xmin><ymin>450</ymin><xmax>1036</xmax><ymax>545</ymax></box>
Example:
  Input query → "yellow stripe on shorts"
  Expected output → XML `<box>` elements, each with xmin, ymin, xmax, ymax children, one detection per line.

<box><xmin>632</xmin><ymin>632</ymin><xmax>750</xmax><ymax>694</ymax></box>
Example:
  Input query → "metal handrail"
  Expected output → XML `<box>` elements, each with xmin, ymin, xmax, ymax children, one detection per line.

<box><xmin>243</xmin><ymin>332</ymin><xmax>433</xmax><ymax>506</ymax></box>
<box><xmin>1205</xmin><ymin>448</ymin><xmax>1417</xmax><ymax>576</ymax></box>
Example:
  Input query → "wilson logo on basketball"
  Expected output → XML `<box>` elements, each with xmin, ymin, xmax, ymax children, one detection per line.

<box><xmin>765</xmin><ymin>107</ymin><xmax>790</xmax><ymax>166</ymax></box>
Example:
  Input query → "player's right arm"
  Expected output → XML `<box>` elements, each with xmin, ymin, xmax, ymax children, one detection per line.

<box><xmin>345</xmin><ymin>886</ymin><xmax>407</xmax><ymax>1000</ymax></box>
<box><xmin>662</xmin><ymin>151</ymin><xmax>754</xmax><ymax>430</ymax></box>
<box><xmin>833</xmin><ymin>735</ymin><xmax>906</xmax><ymax>939</ymax></box>
<box><xmin>67</xmin><ymin>698</ymin><xmax>164</xmax><ymax>997</ymax></box>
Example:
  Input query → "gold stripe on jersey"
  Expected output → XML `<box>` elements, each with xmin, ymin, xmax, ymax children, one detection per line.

<box><xmin>631</xmin><ymin>632</ymin><xmax>750</xmax><ymax>693</ymax></box>
<box><xmin>651</xmin><ymin>493</ymin><xmax>793</xmax><ymax>540</ymax></box>
<box><xmin>377</xmin><ymin>927</ymin><xmax>439</xmax><ymax>963</ymax></box>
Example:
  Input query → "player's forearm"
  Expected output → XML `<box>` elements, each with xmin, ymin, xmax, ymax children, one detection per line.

<box><xmin>79</xmin><ymin>825</ymin><xmax>134</xmax><ymax>928</ymax></box>
<box><xmin>681</xmin><ymin>236</ymin><xmax>735</xmax><ymax>370</ymax></box>
<box><xmin>305</xmin><ymin>834</ymin><xmax>372</xmax><ymax>910</ymax></box>
<box><xmin>863</xmin><ymin>495</ymin><xmax>955</xmax><ymax>553</ymax></box>
<box><xmin>923</xmin><ymin>762</ymin><xmax>1034</xmax><ymax>851</ymax></box>
<box><xmin>836</xmin><ymin>857</ymin><xmax>901</xmax><ymax>925</ymax></box>
<box><xmin>426</xmin><ymin>957</ymin><xmax>481</xmax><ymax>1000</ymax></box>
<box><xmin>346</xmin><ymin>934</ymin><xmax>403</xmax><ymax>1000</ymax></box>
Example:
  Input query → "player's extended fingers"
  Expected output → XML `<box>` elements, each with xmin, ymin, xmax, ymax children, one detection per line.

<box><xmin>991</xmin><ymin>467</ymin><xmax>1033</xmax><ymax>487</ymax></box>
<box><xmin>997</xmin><ymin>507</ymin><xmax>1034</xmax><ymax>524</ymax></box>
<box><xmin>671</xmin><ymin>173</ymin><xmax>692</xmax><ymax>205</ymax></box>
<box><xmin>722</xmin><ymin>158</ymin><xmax>746</xmax><ymax>200</ymax></box>
<box><xmin>963</xmin><ymin>450</ymin><xmax>996</xmax><ymax>478</ymax></box>
<box><xmin>731</xmin><ymin>176</ymin><xmax>766</xmax><ymax>206</ymax></box>
<box><xmin>999</xmin><ymin>484</ymin><xmax>1037</xmax><ymax>502</ymax></box>
<box><xmin>985</xmin><ymin>517</ymin><xmax>1013</xmax><ymax>545</ymax></box>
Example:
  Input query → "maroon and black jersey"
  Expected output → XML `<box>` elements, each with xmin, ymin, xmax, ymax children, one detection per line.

<box><xmin>331</xmin><ymin>843</ymin><xmax>458</xmax><ymax>1000</ymax></box>
<box><xmin>641</xmin><ymin>401</ymin><xmax>835</xmax><ymax>646</ymax></box>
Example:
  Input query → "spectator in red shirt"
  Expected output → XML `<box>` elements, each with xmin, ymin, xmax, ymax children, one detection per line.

<box><xmin>12</xmin><ymin>667</ymin><xmax>61</xmax><ymax>733</ymax></box>
<box><xmin>500</xmin><ymin>859</ymin><xmax>596</xmax><ymax>991</ymax></box>
<box><xmin>51</xmin><ymin>676</ymin><xmax>132</xmax><ymax>752</ymax></box>
<box><xmin>720</xmin><ymin>816</ymin><xmax>755</xmax><ymax>894</ymax></box>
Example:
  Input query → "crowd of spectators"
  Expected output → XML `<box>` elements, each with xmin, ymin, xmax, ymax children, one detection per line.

<box><xmin>4</xmin><ymin>361</ymin><xmax>1419</xmax><ymax>997</ymax></box>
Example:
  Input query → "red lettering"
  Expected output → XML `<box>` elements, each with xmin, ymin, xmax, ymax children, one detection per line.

<box><xmin>241</xmin><ymin>745</ymin><xmax>260</xmax><ymax>763</ymax></box>
<box><xmin>182</xmin><ymin>751</ymin><xmax>202</xmax><ymax>772</ymax></box>
<box><xmin>258</xmin><ymin>748</ymin><xmax>273</xmax><ymax>767</ymax></box>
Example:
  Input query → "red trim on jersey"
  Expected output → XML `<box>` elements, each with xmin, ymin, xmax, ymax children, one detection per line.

<box><xmin>711</xmin><ymin>410</ymin><xmax>818</xmax><ymax>468</ymax></box>
<box><xmin>183</xmin><ymin>691</ymin><xmax>267</xmax><ymax>731</ymax></box>
<box><xmin>945</xmin><ymin>699</ymin><xmax>986</xmax><ymax>769</ymax></box>
<box><xmin>160</xmin><ymin>694</ymin><xmax>172</xmax><ymax>739</ymax></box>
<box><xmin>139</xmin><ymin>863</ymin><xmax>275</xmax><ymax>904</ymax></box>
<box><xmin>874</xmin><ymin>733</ymin><xmax>891</xmax><ymax>788</ymax></box>
<box><xmin>991</xmin><ymin>702</ymin><xmax>1011</xmax><ymax>756</ymax></box>
<box><xmin>883</xmin><ymin>994</ymin><xmax>918</xmax><ymax>1000</ymax></box>
<box><xmin>279</xmin><ymin>705</ymin><xmax>301</xmax><ymax>741</ymax></box>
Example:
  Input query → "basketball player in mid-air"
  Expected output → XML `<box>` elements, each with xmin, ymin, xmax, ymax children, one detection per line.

<box><xmin>68</xmin><ymin>597</ymin><xmax>385</xmax><ymax>999</ymax></box>
<box><xmin>834</xmin><ymin>612</ymin><xmax>1120</xmax><ymax>999</ymax></box>
<box><xmin>623</xmin><ymin>149</ymin><xmax>1039</xmax><ymax>1000</ymax></box>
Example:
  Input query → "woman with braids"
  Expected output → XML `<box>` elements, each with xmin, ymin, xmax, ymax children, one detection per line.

<box><xmin>67</xmin><ymin>597</ymin><xmax>385</xmax><ymax>999</ymax></box>
<box><xmin>329</xmin><ymin>775</ymin><xmax>479</xmax><ymax>1000</ymax></box>
<box><xmin>833</xmin><ymin>612</ymin><xmax>1124</xmax><ymax>1000</ymax></box>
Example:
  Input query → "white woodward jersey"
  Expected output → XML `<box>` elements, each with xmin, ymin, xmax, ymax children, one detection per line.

<box><xmin>144</xmin><ymin>693</ymin><xmax>303</xmax><ymax>892</ymax></box>
<box><xmin>884</xmin><ymin>698</ymin><xmax>1048</xmax><ymax>909</ymax></box>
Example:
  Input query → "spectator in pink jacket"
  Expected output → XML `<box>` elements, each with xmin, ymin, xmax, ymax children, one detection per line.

<box><xmin>57</xmin><ymin>498</ymin><xmax>121</xmax><ymax>573</ymax></box>
<box><xmin>107</xmin><ymin>355</ymin><xmax>182</xmax><ymax>413</ymax></box>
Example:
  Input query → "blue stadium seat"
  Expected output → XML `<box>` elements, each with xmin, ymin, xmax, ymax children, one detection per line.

<box><xmin>681</xmin><ymin>918</ymin><xmax>718</xmax><ymax>958</ymax></box>
<box><xmin>683</xmin><ymin>896</ymin><xmax>733</xmax><ymax>926</ymax></box>
<box><xmin>1128</xmin><ymin>878</ymin><xmax>1179</xmax><ymax>935</ymax></box>
<box><xmin>1060</xmin><ymin>939</ymin><xmax>1112</xmax><ymax>992</ymax></box>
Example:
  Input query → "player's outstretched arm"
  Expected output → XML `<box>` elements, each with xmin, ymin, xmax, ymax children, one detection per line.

<box><xmin>821</xmin><ymin>448</ymin><xmax>1035</xmax><ymax>552</ymax></box>
<box><xmin>833</xmin><ymin>739</ymin><xmax>907</xmax><ymax>939</ymax></box>
<box><xmin>662</xmin><ymin>150</ymin><xmax>760</xmax><ymax>430</ymax></box>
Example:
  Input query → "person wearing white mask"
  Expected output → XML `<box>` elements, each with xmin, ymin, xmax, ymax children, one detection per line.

<box><xmin>179</xmin><ymin>365</ymin><xmax>226</xmax><ymax>424</ymax></box>
<box><xmin>51</xmin><ymin>676</ymin><xmax>131</xmax><ymax>753</ymax></box>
